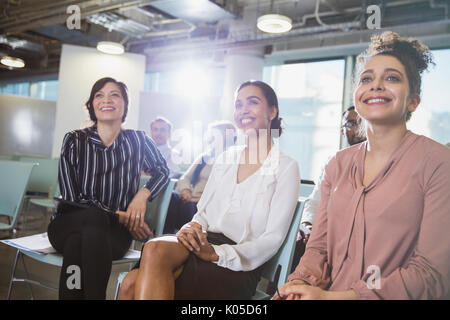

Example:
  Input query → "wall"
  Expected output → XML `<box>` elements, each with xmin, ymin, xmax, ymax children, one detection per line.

<box><xmin>0</xmin><ymin>93</ymin><xmax>56</xmax><ymax>157</ymax></box>
<box><xmin>138</xmin><ymin>91</ymin><xmax>222</xmax><ymax>164</ymax></box>
<box><xmin>51</xmin><ymin>44</ymin><xmax>145</xmax><ymax>157</ymax></box>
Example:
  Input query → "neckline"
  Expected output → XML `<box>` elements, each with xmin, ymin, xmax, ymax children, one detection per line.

<box><xmin>88</xmin><ymin>126</ymin><xmax>123</xmax><ymax>150</ymax></box>
<box><xmin>235</xmin><ymin>144</ymin><xmax>278</xmax><ymax>185</ymax></box>
<box><xmin>355</xmin><ymin>130</ymin><xmax>415</xmax><ymax>190</ymax></box>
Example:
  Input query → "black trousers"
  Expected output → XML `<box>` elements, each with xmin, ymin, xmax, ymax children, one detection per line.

<box><xmin>47</xmin><ymin>206</ymin><xmax>131</xmax><ymax>300</ymax></box>
<box><xmin>163</xmin><ymin>192</ymin><xmax>198</xmax><ymax>234</ymax></box>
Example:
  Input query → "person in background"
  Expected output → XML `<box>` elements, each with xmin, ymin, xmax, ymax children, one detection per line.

<box><xmin>298</xmin><ymin>106</ymin><xmax>366</xmax><ymax>247</ymax></box>
<box><xmin>150</xmin><ymin>116</ymin><xmax>182</xmax><ymax>178</ymax></box>
<box><xmin>48</xmin><ymin>77</ymin><xmax>169</xmax><ymax>300</ymax></box>
<box><xmin>276</xmin><ymin>31</ymin><xmax>450</xmax><ymax>300</ymax></box>
<box><xmin>163</xmin><ymin>120</ymin><xmax>237</xmax><ymax>234</ymax></box>
<box><xmin>118</xmin><ymin>80</ymin><xmax>300</xmax><ymax>300</ymax></box>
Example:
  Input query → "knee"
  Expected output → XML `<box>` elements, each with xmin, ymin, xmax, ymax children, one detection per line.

<box><xmin>118</xmin><ymin>273</ymin><xmax>135</xmax><ymax>300</ymax></box>
<box><xmin>140</xmin><ymin>241</ymin><xmax>168</xmax><ymax>267</ymax></box>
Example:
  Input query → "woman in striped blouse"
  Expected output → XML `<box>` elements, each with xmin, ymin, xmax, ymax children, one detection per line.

<box><xmin>47</xmin><ymin>77</ymin><xmax>170</xmax><ymax>300</ymax></box>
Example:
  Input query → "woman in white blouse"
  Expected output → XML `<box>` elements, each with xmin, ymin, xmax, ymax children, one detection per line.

<box><xmin>119</xmin><ymin>80</ymin><xmax>300</xmax><ymax>300</ymax></box>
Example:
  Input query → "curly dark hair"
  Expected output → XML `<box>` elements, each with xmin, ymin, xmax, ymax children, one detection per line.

<box><xmin>354</xmin><ymin>31</ymin><xmax>435</xmax><ymax>121</ymax></box>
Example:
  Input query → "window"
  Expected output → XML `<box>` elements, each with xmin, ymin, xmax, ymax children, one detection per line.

<box><xmin>0</xmin><ymin>79</ymin><xmax>58</xmax><ymax>101</ymax></box>
<box><xmin>263</xmin><ymin>59</ymin><xmax>346</xmax><ymax>181</ymax></box>
<box><xmin>408</xmin><ymin>48</ymin><xmax>450</xmax><ymax>145</ymax></box>
<box><xmin>0</xmin><ymin>82</ymin><xmax>30</xmax><ymax>96</ymax></box>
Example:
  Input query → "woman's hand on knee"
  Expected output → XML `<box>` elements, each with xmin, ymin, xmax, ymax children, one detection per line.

<box><xmin>193</xmin><ymin>242</ymin><xmax>219</xmax><ymax>262</ymax></box>
<box><xmin>130</xmin><ymin>223</ymin><xmax>153</xmax><ymax>241</ymax></box>
<box><xmin>117</xmin><ymin>210</ymin><xmax>153</xmax><ymax>240</ymax></box>
<box><xmin>126</xmin><ymin>188</ymin><xmax>151</xmax><ymax>231</ymax></box>
<box><xmin>176</xmin><ymin>222</ymin><xmax>206</xmax><ymax>252</ymax></box>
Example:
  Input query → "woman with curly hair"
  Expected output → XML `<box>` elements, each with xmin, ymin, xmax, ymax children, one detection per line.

<box><xmin>275</xmin><ymin>32</ymin><xmax>450</xmax><ymax>300</ymax></box>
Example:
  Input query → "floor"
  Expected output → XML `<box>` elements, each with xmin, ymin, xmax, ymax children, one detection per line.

<box><xmin>0</xmin><ymin>201</ymin><xmax>138</xmax><ymax>300</ymax></box>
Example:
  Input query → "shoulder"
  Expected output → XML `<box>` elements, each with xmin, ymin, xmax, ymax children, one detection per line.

<box><xmin>122</xmin><ymin>129</ymin><xmax>155</xmax><ymax>145</ymax></box>
<box><xmin>415</xmin><ymin>134</ymin><xmax>450</xmax><ymax>162</ymax></box>
<box><xmin>122</xmin><ymin>129</ymin><xmax>146</xmax><ymax>139</ymax></box>
<box><xmin>62</xmin><ymin>128</ymin><xmax>90</xmax><ymax>144</ymax></box>
<box><xmin>277</xmin><ymin>151</ymin><xmax>299</xmax><ymax>174</ymax></box>
<box><xmin>412</xmin><ymin>134</ymin><xmax>450</xmax><ymax>180</ymax></box>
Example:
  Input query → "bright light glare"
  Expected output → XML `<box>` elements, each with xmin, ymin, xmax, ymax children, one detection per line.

<box><xmin>96</xmin><ymin>41</ymin><xmax>124</xmax><ymax>55</ymax></box>
<box><xmin>1</xmin><ymin>56</ymin><xmax>25</xmax><ymax>68</ymax></box>
<box><xmin>175</xmin><ymin>66</ymin><xmax>210</xmax><ymax>99</ymax></box>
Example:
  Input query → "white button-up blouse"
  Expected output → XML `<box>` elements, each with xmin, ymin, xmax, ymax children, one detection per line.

<box><xmin>191</xmin><ymin>144</ymin><xmax>300</xmax><ymax>272</ymax></box>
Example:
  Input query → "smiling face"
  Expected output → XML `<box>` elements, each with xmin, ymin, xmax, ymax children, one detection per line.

<box><xmin>150</xmin><ymin>120</ymin><xmax>170</xmax><ymax>146</ymax></box>
<box><xmin>354</xmin><ymin>54</ymin><xmax>420</xmax><ymax>126</ymax></box>
<box><xmin>92</xmin><ymin>82</ymin><xmax>126</xmax><ymax>124</ymax></box>
<box><xmin>234</xmin><ymin>85</ymin><xmax>277</xmax><ymax>136</ymax></box>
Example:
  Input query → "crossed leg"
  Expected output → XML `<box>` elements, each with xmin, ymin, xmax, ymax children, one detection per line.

<box><xmin>118</xmin><ymin>235</ymin><xmax>189</xmax><ymax>300</ymax></box>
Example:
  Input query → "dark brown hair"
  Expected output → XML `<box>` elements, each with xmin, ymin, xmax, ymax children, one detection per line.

<box><xmin>85</xmin><ymin>77</ymin><xmax>129</xmax><ymax>123</ymax></box>
<box><xmin>237</xmin><ymin>80</ymin><xmax>283</xmax><ymax>136</ymax></box>
<box><xmin>355</xmin><ymin>31</ymin><xmax>434</xmax><ymax>121</ymax></box>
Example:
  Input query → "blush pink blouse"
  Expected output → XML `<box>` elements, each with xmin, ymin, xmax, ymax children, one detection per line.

<box><xmin>288</xmin><ymin>131</ymin><xmax>450</xmax><ymax>299</ymax></box>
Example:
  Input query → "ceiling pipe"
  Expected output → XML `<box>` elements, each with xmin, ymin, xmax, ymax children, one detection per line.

<box><xmin>141</xmin><ymin>18</ymin><xmax>450</xmax><ymax>56</ymax></box>
<box><xmin>0</xmin><ymin>0</ymin><xmax>157</xmax><ymax>34</ymax></box>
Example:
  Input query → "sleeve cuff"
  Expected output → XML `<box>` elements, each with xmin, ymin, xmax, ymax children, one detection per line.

<box><xmin>211</xmin><ymin>244</ymin><xmax>238</xmax><ymax>269</ymax></box>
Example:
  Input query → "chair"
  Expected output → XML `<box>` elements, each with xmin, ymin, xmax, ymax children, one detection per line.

<box><xmin>251</xmin><ymin>198</ymin><xmax>305</xmax><ymax>299</ymax></box>
<box><xmin>29</xmin><ymin>184</ymin><xmax>60</xmax><ymax>211</ymax></box>
<box><xmin>18</xmin><ymin>157</ymin><xmax>59</xmax><ymax>229</ymax></box>
<box><xmin>0</xmin><ymin>161</ymin><xmax>36</xmax><ymax>235</ymax></box>
<box><xmin>113</xmin><ymin>198</ymin><xmax>306</xmax><ymax>300</ymax></box>
<box><xmin>6</xmin><ymin>178</ymin><xmax>177</xmax><ymax>300</ymax></box>
<box><xmin>19</xmin><ymin>157</ymin><xmax>59</xmax><ymax>196</ymax></box>
<box><xmin>300</xmin><ymin>183</ymin><xmax>315</xmax><ymax>198</ymax></box>
<box><xmin>6</xmin><ymin>245</ymin><xmax>140</xmax><ymax>300</ymax></box>
<box><xmin>140</xmin><ymin>178</ymin><xmax>177</xmax><ymax>239</ymax></box>
<box><xmin>112</xmin><ymin>178</ymin><xmax>177</xmax><ymax>299</ymax></box>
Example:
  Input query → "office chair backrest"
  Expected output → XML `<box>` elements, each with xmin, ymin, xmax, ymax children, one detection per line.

<box><xmin>260</xmin><ymin>199</ymin><xmax>306</xmax><ymax>290</ymax></box>
<box><xmin>19</xmin><ymin>157</ymin><xmax>59</xmax><ymax>194</ymax></box>
<box><xmin>0</xmin><ymin>161</ymin><xmax>35</xmax><ymax>226</ymax></box>
<box><xmin>143</xmin><ymin>178</ymin><xmax>177</xmax><ymax>238</ymax></box>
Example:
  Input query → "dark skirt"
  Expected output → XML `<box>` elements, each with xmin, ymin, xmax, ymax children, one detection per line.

<box><xmin>135</xmin><ymin>232</ymin><xmax>262</xmax><ymax>300</ymax></box>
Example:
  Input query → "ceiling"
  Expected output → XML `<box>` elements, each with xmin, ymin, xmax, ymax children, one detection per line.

<box><xmin>1</xmin><ymin>0</ymin><xmax>449</xmax><ymax>81</ymax></box>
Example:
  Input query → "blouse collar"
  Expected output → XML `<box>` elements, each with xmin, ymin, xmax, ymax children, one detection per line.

<box><xmin>353</xmin><ymin>130</ymin><xmax>419</xmax><ymax>191</ymax></box>
<box><xmin>87</xmin><ymin>125</ymin><xmax>124</xmax><ymax>151</ymax></box>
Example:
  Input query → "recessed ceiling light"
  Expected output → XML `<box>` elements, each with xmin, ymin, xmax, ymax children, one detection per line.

<box><xmin>96</xmin><ymin>41</ymin><xmax>124</xmax><ymax>55</ymax></box>
<box><xmin>257</xmin><ymin>14</ymin><xmax>292</xmax><ymax>34</ymax></box>
<box><xmin>1</xmin><ymin>56</ymin><xmax>25</xmax><ymax>68</ymax></box>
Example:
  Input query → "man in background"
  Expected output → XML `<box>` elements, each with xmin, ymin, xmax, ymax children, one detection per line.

<box><xmin>150</xmin><ymin>116</ymin><xmax>182</xmax><ymax>178</ymax></box>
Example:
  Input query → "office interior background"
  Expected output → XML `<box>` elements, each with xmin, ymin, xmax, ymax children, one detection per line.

<box><xmin>0</xmin><ymin>0</ymin><xmax>449</xmax><ymax>299</ymax></box>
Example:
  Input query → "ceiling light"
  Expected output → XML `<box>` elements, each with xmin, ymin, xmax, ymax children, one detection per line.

<box><xmin>1</xmin><ymin>56</ymin><xmax>25</xmax><ymax>68</ymax></box>
<box><xmin>257</xmin><ymin>14</ymin><xmax>292</xmax><ymax>34</ymax></box>
<box><xmin>96</xmin><ymin>41</ymin><xmax>124</xmax><ymax>55</ymax></box>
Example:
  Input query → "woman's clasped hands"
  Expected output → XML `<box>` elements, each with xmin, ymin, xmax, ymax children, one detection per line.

<box><xmin>176</xmin><ymin>222</ymin><xmax>219</xmax><ymax>262</ymax></box>
<box><xmin>272</xmin><ymin>280</ymin><xmax>328</xmax><ymax>300</ymax></box>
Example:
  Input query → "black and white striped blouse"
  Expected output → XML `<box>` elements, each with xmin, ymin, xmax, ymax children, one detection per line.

<box><xmin>53</xmin><ymin>126</ymin><xmax>170</xmax><ymax>220</ymax></box>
